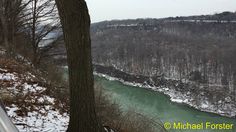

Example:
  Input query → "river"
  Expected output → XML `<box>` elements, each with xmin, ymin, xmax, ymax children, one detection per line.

<box><xmin>95</xmin><ymin>76</ymin><xmax>236</xmax><ymax>132</ymax></box>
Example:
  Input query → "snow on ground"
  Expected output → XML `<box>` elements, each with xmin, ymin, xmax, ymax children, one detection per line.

<box><xmin>0</xmin><ymin>60</ymin><xmax>69</xmax><ymax>131</ymax></box>
<box><xmin>7</xmin><ymin>105</ymin><xmax>68</xmax><ymax>132</ymax></box>
<box><xmin>5</xmin><ymin>83</ymin><xmax>69</xmax><ymax>132</ymax></box>
<box><xmin>0</xmin><ymin>72</ymin><xmax>17</xmax><ymax>81</ymax></box>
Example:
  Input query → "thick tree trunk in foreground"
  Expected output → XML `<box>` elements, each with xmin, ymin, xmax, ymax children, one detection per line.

<box><xmin>55</xmin><ymin>0</ymin><xmax>104</xmax><ymax>132</ymax></box>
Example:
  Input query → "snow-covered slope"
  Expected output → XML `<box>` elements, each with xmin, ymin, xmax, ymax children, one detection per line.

<box><xmin>0</xmin><ymin>58</ymin><xmax>69</xmax><ymax>131</ymax></box>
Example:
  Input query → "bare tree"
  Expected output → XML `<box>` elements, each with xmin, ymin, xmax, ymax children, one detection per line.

<box><xmin>23</xmin><ymin>0</ymin><xmax>60</xmax><ymax>65</ymax></box>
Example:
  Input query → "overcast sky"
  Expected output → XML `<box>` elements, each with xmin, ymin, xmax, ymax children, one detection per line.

<box><xmin>86</xmin><ymin>0</ymin><xmax>236</xmax><ymax>23</ymax></box>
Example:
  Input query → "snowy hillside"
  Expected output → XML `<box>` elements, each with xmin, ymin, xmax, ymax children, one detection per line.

<box><xmin>0</xmin><ymin>58</ymin><xmax>69</xmax><ymax>131</ymax></box>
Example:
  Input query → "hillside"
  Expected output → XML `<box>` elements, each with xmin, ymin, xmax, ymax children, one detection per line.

<box><xmin>90</xmin><ymin>14</ymin><xmax>236</xmax><ymax>117</ymax></box>
<box><xmin>0</xmin><ymin>51</ymin><xmax>161</xmax><ymax>132</ymax></box>
<box><xmin>0</xmin><ymin>54</ymin><xmax>69</xmax><ymax>131</ymax></box>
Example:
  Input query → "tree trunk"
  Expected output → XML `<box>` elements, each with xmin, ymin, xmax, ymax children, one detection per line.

<box><xmin>0</xmin><ymin>5</ymin><xmax>9</xmax><ymax>53</ymax></box>
<box><xmin>0</xmin><ymin>0</ymin><xmax>17</xmax><ymax>56</ymax></box>
<box><xmin>55</xmin><ymin>0</ymin><xmax>104</xmax><ymax>132</ymax></box>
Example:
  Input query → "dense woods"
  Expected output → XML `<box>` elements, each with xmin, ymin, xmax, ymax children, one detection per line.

<box><xmin>91</xmin><ymin>13</ymin><xmax>236</xmax><ymax>91</ymax></box>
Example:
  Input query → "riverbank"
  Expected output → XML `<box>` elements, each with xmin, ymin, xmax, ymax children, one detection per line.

<box><xmin>93</xmin><ymin>64</ymin><xmax>236</xmax><ymax>118</ymax></box>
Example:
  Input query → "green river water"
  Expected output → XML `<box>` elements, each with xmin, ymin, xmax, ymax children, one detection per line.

<box><xmin>95</xmin><ymin>76</ymin><xmax>236</xmax><ymax>132</ymax></box>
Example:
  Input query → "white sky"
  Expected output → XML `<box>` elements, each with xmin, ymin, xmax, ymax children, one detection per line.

<box><xmin>86</xmin><ymin>0</ymin><xmax>236</xmax><ymax>23</ymax></box>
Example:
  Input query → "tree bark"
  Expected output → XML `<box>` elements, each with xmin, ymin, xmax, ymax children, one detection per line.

<box><xmin>31</xmin><ymin>0</ymin><xmax>38</xmax><ymax>65</ymax></box>
<box><xmin>55</xmin><ymin>0</ymin><xmax>104</xmax><ymax>132</ymax></box>
<box><xmin>0</xmin><ymin>0</ymin><xmax>21</xmax><ymax>56</ymax></box>
<box><xmin>0</xmin><ymin>1</ymin><xmax>10</xmax><ymax>53</ymax></box>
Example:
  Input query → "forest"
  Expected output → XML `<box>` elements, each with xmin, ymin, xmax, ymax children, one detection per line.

<box><xmin>91</xmin><ymin>13</ymin><xmax>236</xmax><ymax>87</ymax></box>
<box><xmin>89</xmin><ymin>12</ymin><xmax>236</xmax><ymax>117</ymax></box>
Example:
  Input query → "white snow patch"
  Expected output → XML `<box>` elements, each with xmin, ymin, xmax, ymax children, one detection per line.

<box><xmin>11</xmin><ymin>109</ymin><xmax>69</xmax><ymax>132</ymax></box>
<box><xmin>0</xmin><ymin>73</ymin><xmax>17</xmax><ymax>80</ymax></box>
<box><xmin>7</xmin><ymin>100</ymin><xmax>68</xmax><ymax>131</ymax></box>
<box><xmin>170</xmin><ymin>98</ymin><xmax>184</xmax><ymax>103</ymax></box>
<box><xmin>201</xmin><ymin>101</ymin><xmax>209</xmax><ymax>109</ymax></box>
<box><xmin>0</xmin><ymin>68</ymin><xmax>8</xmax><ymax>72</ymax></box>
